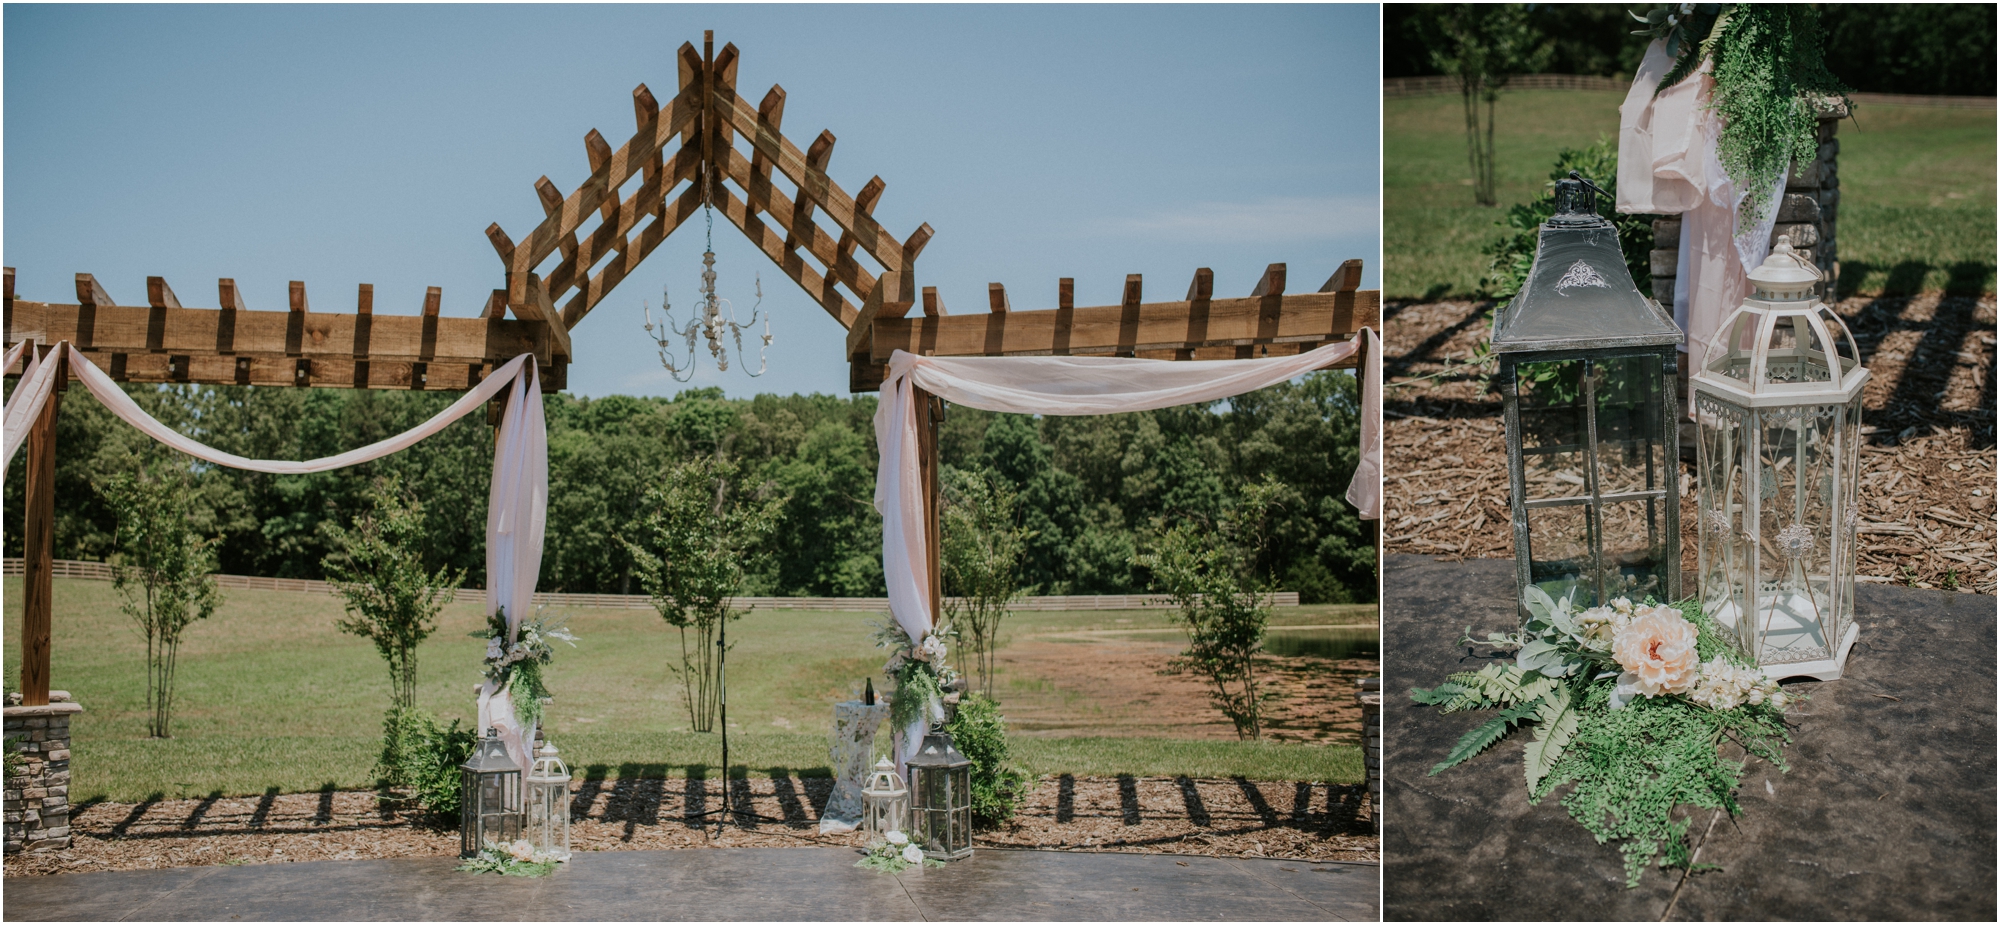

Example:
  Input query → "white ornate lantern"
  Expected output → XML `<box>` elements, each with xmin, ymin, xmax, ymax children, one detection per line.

<box><xmin>861</xmin><ymin>756</ymin><xmax>908</xmax><ymax>839</ymax></box>
<box><xmin>459</xmin><ymin>728</ymin><xmax>522</xmax><ymax>857</ymax></box>
<box><xmin>524</xmin><ymin>742</ymin><xmax>572</xmax><ymax>861</ymax></box>
<box><xmin>1692</xmin><ymin>237</ymin><xmax>1867</xmax><ymax>680</ymax></box>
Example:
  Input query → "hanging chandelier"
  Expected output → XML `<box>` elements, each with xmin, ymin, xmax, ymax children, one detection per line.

<box><xmin>644</xmin><ymin>202</ymin><xmax>770</xmax><ymax>382</ymax></box>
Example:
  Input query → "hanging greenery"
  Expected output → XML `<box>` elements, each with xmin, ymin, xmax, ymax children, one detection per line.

<box><xmin>1634</xmin><ymin>4</ymin><xmax>1852</xmax><ymax>224</ymax></box>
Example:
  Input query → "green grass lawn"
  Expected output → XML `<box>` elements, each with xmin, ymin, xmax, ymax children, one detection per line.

<box><xmin>4</xmin><ymin>578</ymin><xmax>1366</xmax><ymax>801</ymax></box>
<box><xmin>1386</xmin><ymin>90</ymin><xmax>1996</xmax><ymax>299</ymax></box>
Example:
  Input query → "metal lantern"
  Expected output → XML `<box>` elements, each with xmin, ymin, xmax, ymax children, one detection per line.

<box><xmin>459</xmin><ymin>727</ymin><xmax>522</xmax><ymax>857</ymax></box>
<box><xmin>905</xmin><ymin>727</ymin><xmax>973</xmax><ymax>861</ymax></box>
<box><xmin>1692</xmin><ymin>237</ymin><xmax>1867</xmax><ymax>680</ymax></box>
<box><xmin>524</xmin><ymin>742</ymin><xmax>572</xmax><ymax>861</ymax></box>
<box><xmin>861</xmin><ymin>756</ymin><xmax>909</xmax><ymax>839</ymax></box>
<box><xmin>1494</xmin><ymin>174</ymin><xmax>1684</xmax><ymax>612</ymax></box>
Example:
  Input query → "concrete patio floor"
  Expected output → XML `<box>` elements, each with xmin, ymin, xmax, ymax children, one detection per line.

<box><xmin>1382</xmin><ymin>554</ymin><xmax>1996</xmax><ymax>921</ymax></box>
<box><xmin>1</xmin><ymin>846</ymin><xmax>1377</xmax><ymax>921</ymax></box>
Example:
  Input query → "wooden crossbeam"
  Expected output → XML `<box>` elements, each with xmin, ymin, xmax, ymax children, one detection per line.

<box><xmin>862</xmin><ymin>280</ymin><xmax>1379</xmax><ymax>371</ymax></box>
<box><xmin>711</xmin><ymin>180</ymin><xmax>859</xmax><ymax>328</ymax></box>
<box><xmin>5</xmin><ymin>285</ymin><xmax>563</xmax><ymax>392</ymax></box>
<box><xmin>559</xmin><ymin>182</ymin><xmax>707</xmax><ymax>328</ymax></box>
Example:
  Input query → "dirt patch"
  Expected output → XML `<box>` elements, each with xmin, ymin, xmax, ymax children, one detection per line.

<box><xmin>1383</xmin><ymin>295</ymin><xmax>1996</xmax><ymax>594</ymax></box>
<box><xmin>2</xmin><ymin>775</ymin><xmax>1374</xmax><ymax>877</ymax></box>
<box><xmin>994</xmin><ymin>635</ymin><xmax>1376</xmax><ymax>744</ymax></box>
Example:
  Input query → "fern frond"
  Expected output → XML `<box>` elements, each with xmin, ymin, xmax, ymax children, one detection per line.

<box><xmin>1429</xmin><ymin>698</ymin><xmax>1544</xmax><ymax>776</ymax></box>
<box><xmin>1524</xmin><ymin>684</ymin><xmax>1580</xmax><ymax>794</ymax></box>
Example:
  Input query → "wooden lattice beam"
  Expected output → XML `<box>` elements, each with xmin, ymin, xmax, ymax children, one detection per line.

<box><xmin>849</xmin><ymin>261</ymin><xmax>1378</xmax><ymax>391</ymax></box>
<box><xmin>4</xmin><ymin>275</ymin><xmax>563</xmax><ymax>391</ymax></box>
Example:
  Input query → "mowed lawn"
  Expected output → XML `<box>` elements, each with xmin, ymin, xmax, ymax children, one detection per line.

<box><xmin>3</xmin><ymin>578</ymin><xmax>1368</xmax><ymax>802</ymax></box>
<box><xmin>1385</xmin><ymin>89</ymin><xmax>1996</xmax><ymax>299</ymax></box>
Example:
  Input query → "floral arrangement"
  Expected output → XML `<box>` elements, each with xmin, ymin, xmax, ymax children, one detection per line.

<box><xmin>854</xmin><ymin>830</ymin><xmax>942</xmax><ymax>873</ymax></box>
<box><xmin>455</xmin><ymin>839</ymin><xmax>563</xmax><ymax>877</ymax></box>
<box><xmin>871</xmin><ymin>616</ymin><xmax>962</xmax><ymax>732</ymax></box>
<box><xmin>1631</xmin><ymin>4</ymin><xmax>1851</xmax><ymax>225</ymax></box>
<box><xmin>470</xmin><ymin>606</ymin><xmax>577</xmax><ymax>729</ymax></box>
<box><xmin>1413</xmin><ymin>587</ymin><xmax>1798</xmax><ymax>887</ymax></box>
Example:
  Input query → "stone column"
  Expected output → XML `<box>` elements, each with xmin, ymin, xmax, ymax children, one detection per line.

<box><xmin>1358</xmin><ymin>678</ymin><xmax>1381</xmax><ymax>834</ymax></box>
<box><xmin>5</xmin><ymin>692</ymin><xmax>84</xmax><ymax>854</ymax></box>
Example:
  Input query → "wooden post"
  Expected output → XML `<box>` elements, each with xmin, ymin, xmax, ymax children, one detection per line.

<box><xmin>915</xmin><ymin>386</ymin><xmax>944</xmax><ymax>623</ymax></box>
<box><xmin>21</xmin><ymin>345</ymin><xmax>64</xmax><ymax>707</ymax></box>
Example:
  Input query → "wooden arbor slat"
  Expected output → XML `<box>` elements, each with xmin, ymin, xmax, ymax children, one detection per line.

<box><xmin>483</xmin><ymin>31</ymin><xmax>932</xmax><ymax>342</ymax></box>
<box><xmin>849</xmin><ymin>260</ymin><xmax>1378</xmax><ymax>391</ymax></box>
<box><xmin>3</xmin><ymin>271</ymin><xmax>563</xmax><ymax>391</ymax></box>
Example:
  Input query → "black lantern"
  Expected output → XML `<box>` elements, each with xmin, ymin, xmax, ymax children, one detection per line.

<box><xmin>905</xmin><ymin>727</ymin><xmax>973</xmax><ymax>861</ymax></box>
<box><xmin>1494</xmin><ymin>173</ymin><xmax>1684</xmax><ymax>611</ymax></box>
<box><xmin>459</xmin><ymin>727</ymin><xmax>523</xmax><ymax>857</ymax></box>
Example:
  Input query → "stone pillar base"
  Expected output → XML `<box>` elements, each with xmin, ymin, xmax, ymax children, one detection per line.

<box><xmin>5</xmin><ymin>693</ymin><xmax>84</xmax><ymax>854</ymax></box>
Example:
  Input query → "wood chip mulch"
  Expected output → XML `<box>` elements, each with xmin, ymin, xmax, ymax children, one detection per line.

<box><xmin>3</xmin><ymin>775</ymin><xmax>1374</xmax><ymax>878</ymax></box>
<box><xmin>1383</xmin><ymin>295</ymin><xmax>1996</xmax><ymax>594</ymax></box>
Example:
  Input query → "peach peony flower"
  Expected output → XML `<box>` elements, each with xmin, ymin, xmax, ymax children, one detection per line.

<box><xmin>1611</xmin><ymin>607</ymin><xmax>1699</xmax><ymax>697</ymax></box>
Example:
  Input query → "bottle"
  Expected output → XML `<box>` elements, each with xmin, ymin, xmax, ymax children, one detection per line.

<box><xmin>864</xmin><ymin>677</ymin><xmax>875</xmax><ymax>706</ymax></box>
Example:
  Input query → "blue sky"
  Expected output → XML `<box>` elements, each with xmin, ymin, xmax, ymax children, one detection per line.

<box><xmin>4</xmin><ymin>3</ymin><xmax>1380</xmax><ymax>399</ymax></box>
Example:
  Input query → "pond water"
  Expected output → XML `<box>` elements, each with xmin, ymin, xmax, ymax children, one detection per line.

<box><xmin>1262</xmin><ymin>625</ymin><xmax>1379</xmax><ymax>660</ymax></box>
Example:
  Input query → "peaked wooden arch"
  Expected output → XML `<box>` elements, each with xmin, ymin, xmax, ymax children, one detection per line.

<box><xmin>2</xmin><ymin>32</ymin><xmax>1378</xmax><ymax>710</ymax></box>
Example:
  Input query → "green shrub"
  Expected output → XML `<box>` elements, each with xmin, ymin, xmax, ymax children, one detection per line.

<box><xmin>3</xmin><ymin>734</ymin><xmax>22</xmax><ymax>782</ymax></box>
<box><xmin>378</xmin><ymin>706</ymin><xmax>477</xmax><ymax>827</ymax></box>
<box><xmin>946</xmin><ymin>693</ymin><xmax>1030</xmax><ymax>827</ymax></box>
<box><xmin>1483</xmin><ymin>135</ymin><xmax>1657</xmax><ymax>300</ymax></box>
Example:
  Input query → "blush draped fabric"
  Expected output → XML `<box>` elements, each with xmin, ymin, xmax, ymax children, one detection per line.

<box><xmin>870</xmin><ymin>330</ymin><xmax>1380</xmax><ymax>769</ymax></box>
<box><xmin>1617</xmin><ymin>39</ymin><xmax>1784</xmax><ymax>377</ymax></box>
<box><xmin>3</xmin><ymin>343</ymin><xmax>549</xmax><ymax>770</ymax></box>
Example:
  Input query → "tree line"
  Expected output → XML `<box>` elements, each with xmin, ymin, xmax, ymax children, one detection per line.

<box><xmin>1386</xmin><ymin>4</ymin><xmax>1995</xmax><ymax>98</ymax></box>
<box><xmin>4</xmin><ymin>369</ymin><xmax>1374</xmax><ymax>604</ymax></box>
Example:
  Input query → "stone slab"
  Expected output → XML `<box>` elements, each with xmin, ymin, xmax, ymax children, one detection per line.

<box><xmin>1381</xmin><ymin>554</ymin><xmax>1996</xmax><ymax>921</ymax></box>
<box><xmin>0</xmin><ymin>847</ymin><xmax>1377</xmax><ymax>921</ymax></box>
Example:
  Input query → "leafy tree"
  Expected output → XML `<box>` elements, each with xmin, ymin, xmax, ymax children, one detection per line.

<box><xmin>1413</xmin><ymin>3</ymin><xmax>1553</xmax><ymax>206</ymax></box>
<box><xmin>1134</xmin><ymin>480</ymin><xmax>1285</xmax><ymax>740</ymax></box>
<box><xmin>322</xmin><ymin>473</ymin><xmax>464</xmax><ymax>714</ymax></box>
<box><xmin>623</xmin><ymin>455</ymin><xmax>787</xmax><ymax>732</ymax></box>
<box><xmin>103</xmin><ymin>466</ymin><xmax>222</xmax><ymax>738</ymax></box>
<box><xmin>940</xmin><ymin>467</ymin><xmax>1031</xmax><ymax>696</ymax></box>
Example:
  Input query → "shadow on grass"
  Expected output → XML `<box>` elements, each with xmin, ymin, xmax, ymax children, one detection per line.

<box><xmin>1840</xmin><ymin>259</ymin><xmax>1995</xmax><ymax>298</ymax></box>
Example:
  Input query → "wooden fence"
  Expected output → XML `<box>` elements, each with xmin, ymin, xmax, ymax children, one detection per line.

<box><xmin>1384</xmin><ymin>74</ymin><xmax>1996</xmax><ymax>109</ymax></box>
<box><xmin>1</xmin><ymin>558</ymin><xmax>1298</xmax><ymax>611</ymax></box>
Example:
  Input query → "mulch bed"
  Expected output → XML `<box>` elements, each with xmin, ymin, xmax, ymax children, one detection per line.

<box><xmin>1384</xmin><ymin>293</ymin><xmax>1996</xmax><ymax>594</ymax></box>
<box><xmin>2</xmin><ymin>775</ymin><xmax>1374</xmax><ymax>878</ymax></box>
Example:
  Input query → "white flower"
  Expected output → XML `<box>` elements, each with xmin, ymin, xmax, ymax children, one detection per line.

<box><xmin>885</xmin><ymin>830</ymin><xmax>908</xmax><ymax>846</ymax></box>
<box><xmin>486</xmin><ymin>639</ymin><xmax>504</xmax><ymax>661</ymax></box>
<box><xmin>919</xmin><ymin>635</ymin><xmax>948</xmax><ymax>667</ymax></box>
<box><xmin>1689</xmin><ymin>656</ymin><xmax>1765</xmax><ymax>712</ymax></box>
<box><xmin>900</xmin><ymin>844</ymin><xmax>925</xmax><ymax>864</ymax></box>
<box><xmin>506</xmin><ymin>839</ymin><xmax>535</xmax><ymax>862</ymax></box>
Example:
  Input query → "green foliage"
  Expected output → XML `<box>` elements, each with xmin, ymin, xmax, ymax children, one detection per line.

<box><xmin>944</xmin><ymin>693</ymin><xmax>1031</xmax><ymax>827</ymax></box>
<box><xmin>1639</xmin><ymin>4</ymin><xmax>1850</xmax><ymax>225</ymax></box>
<box><xmin>1484</xmin><ymin>135</ymin><xmax>1656</xmax><ymax>300</ymax></box>
<box><xmin>323</xmin><ymin>474</ymin><xmax>462</xmax><ymax>713</ymax></box>
<box><xmin>378</xmin><ymin>706</ymin><xmax>476</xmax><ymax>827</ymax></box>
<box><xmin>470</xmin><ymin>607</ymin><xmax>576</xmax><ymax>731</ymax></box>
<box><xmin>1819</xmin><ymin>4</ymin><xmax>1994</xmax><ymax>96</ymax></box>
<box><xmin>1411</xmin><ymin>3</ymin><xmax>1554</xmax><ymax>206</ymax></box>
<box><xmin>1414</xmin><ymin>592</ymin><xmax>1800</xmax><ymax>887</ymax></box>
<box><xmin>456</xmin><ymin>847</ymin><xmax>558</xmax><ymax>876</ymax></box>
<box><xmin>2</xmin><ymin>734</ymin><xmax>21</xmax><ymax>782</ymax></box>
<box><xmin>940</xmin><ymin>467</ymin><xmax>1030</xmax><ymax>695</ymax></box>
<box><xmin>1706</xmin><ymin>6</ymin><xmax>1851</xmax><ymax>225</ymax></box>
<box><xmin>1135</xmin><ymin>480</ymin><xmax>1285</xmax><ymax>740</ymax></box>
<box><xmin>103</xmin><ymin>465</ymin><xmax>222</xmax><ymax>739</ymax></box>
<box><xmin>622</xmin><ymin>455</ymin><xmax>786</xmax><ymax>732</ymax></box>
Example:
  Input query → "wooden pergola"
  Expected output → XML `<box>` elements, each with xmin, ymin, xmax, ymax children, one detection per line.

<box><xmin>4</xmin><ymin>32</ymin><xmax>1377</xmax><ymax>707</ymax></box>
